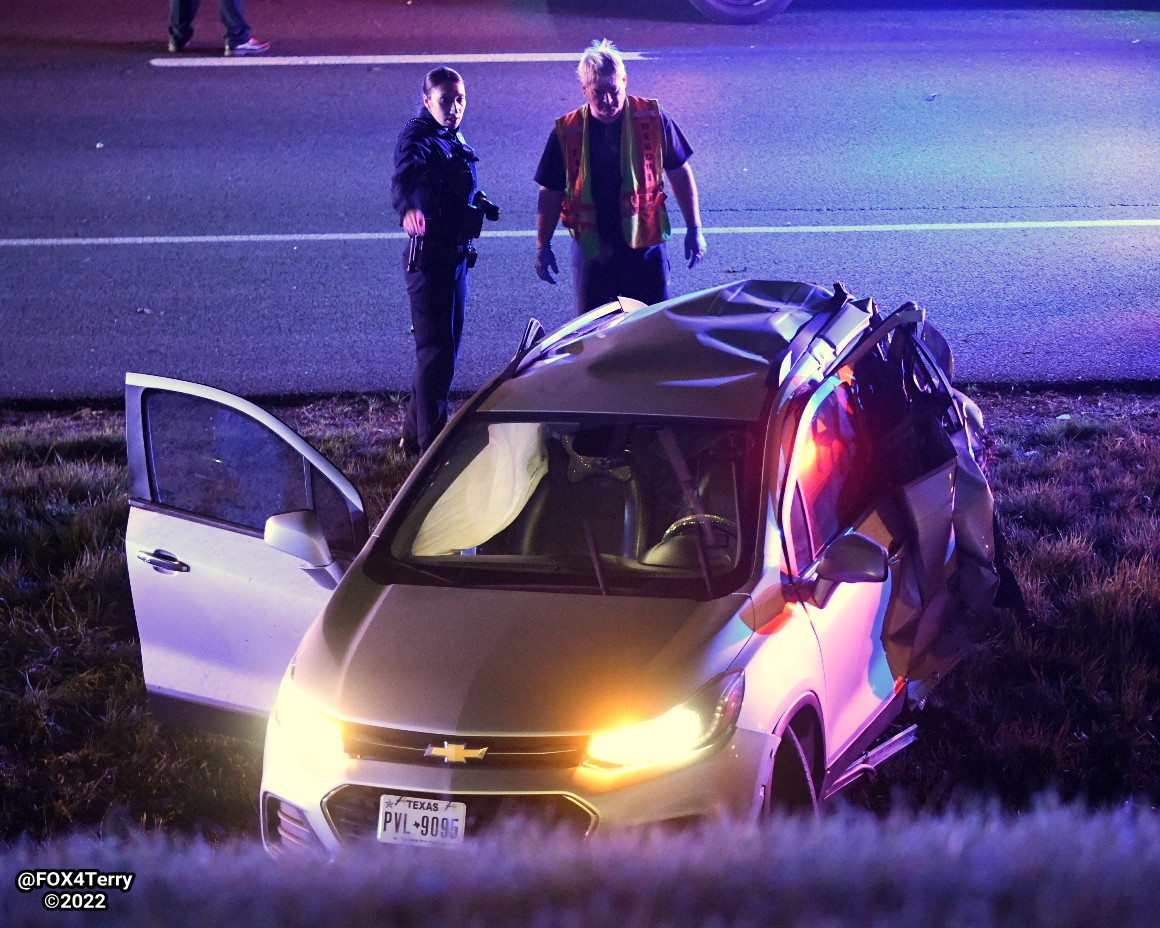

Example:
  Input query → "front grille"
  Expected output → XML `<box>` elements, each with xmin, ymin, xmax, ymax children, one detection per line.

<box><xmin>324</xmin><ymin>785</ymin><xmax>596</xmax><ymax>844</ymax></box>
<box><xmin>263</xmin><ymin>794</ymin><xmax>327</xmax><ymax>858</ymax></box>
<box><xmin>343</xmin><ymin>722</ymin><xmax>589</xmax><ymax>769</ymax></box>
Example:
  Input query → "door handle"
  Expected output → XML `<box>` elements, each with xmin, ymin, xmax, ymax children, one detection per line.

<box><xmin>137</xmin><ymin>549</ymin><xmax>191</xmax><ymax>573</ymax></box>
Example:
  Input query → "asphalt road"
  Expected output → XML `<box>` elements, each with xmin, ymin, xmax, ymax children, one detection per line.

<box><xmin>2</xmin><ymin>0</ymin><xmax>1159</xmax><ymax>402</ymax></box>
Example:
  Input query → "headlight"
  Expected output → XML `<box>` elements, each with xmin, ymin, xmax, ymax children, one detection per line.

<box><xmin>584</xmin><ymin>672</ymin><xmax>744</xmax><ymax>771</ymax></box>
<box><xmin>272</xmin><ymin>671</ymin><xmax>346</xmax><ymax>769</ymax></box>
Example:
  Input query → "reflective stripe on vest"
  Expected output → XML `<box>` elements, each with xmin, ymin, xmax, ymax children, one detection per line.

<box><xmin>556</xmin><ymin>96</ymin><xmax>671</xmax><ymax>259</ymax></box>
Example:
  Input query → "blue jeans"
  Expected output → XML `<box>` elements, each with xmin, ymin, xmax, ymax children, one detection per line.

<box><xmin>169</xmin><ymin>0</ymin><xmax>251</xmax><ymax>48</ymax></box>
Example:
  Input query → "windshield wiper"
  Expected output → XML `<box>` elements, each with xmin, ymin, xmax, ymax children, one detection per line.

<box><xmin>398</xmin><ymin>561</ymin><xmax>462</xmax><ymax>587</ymax></box>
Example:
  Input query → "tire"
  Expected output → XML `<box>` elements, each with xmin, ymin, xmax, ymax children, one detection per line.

<box><xmin>687</xmin><ymin>0</ymin><xmax>794</xmax><ymax>25</ymax></box>
<box><xmin>766</xmin><ymin>724</ymin><xmax>819</xmax><ymax>815</ymax></box>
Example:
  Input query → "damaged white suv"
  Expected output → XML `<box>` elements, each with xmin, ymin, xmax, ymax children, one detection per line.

<box><xmin>125</xmin><ymin>279</ymin><xmax>998</xmax><ymax>857</ymax></box>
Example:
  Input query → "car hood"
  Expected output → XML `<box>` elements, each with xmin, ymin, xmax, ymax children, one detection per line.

<box><xmin>293</xmin><ymin>579</ymin><xmax>753</xmax><ymax>735</ymax></box>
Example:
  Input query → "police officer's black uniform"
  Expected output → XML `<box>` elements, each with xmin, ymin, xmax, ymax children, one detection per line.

<box><xmin>392</xmin><ymin>108</ymin><xmax>484</xmax><ymax>456</ymax></box>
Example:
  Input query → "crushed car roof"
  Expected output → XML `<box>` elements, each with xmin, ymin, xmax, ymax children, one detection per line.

<box><xmin>479</xmin><ymin>279</ymin><xmax>874</xmax><ymax>420</ymax></box>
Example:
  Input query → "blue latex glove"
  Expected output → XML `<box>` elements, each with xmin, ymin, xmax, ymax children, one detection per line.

<box><xmin>535</xmin><ymin>245</ymin><xmax>558</xmax><ymax>283</ymax></box>
<box><xmin>684</xmin><ymin>227</ymin><xmax>707</xmax><ymax>269</ymax></box>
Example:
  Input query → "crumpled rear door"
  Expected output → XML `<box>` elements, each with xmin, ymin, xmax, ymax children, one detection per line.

<box><xmin>874</xmin><ymin>330</ymin><xmax>998</xmax><ymax>688</ymax></box>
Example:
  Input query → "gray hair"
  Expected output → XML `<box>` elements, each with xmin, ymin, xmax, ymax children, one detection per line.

<box><xmin>577</xmin><ymin>38</ymin><xmax>625</xmax><ymax>86</ymax></box>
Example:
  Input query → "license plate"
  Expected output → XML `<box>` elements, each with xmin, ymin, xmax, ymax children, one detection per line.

<box><xmin>376</xmin><ymin>794</ymin><xmax>466</xmax><ymax>848</ymax></box>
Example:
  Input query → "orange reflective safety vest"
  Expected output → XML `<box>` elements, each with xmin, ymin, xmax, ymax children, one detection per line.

<box><xmin>555</xmin><ymin>95</ymin><xmax>672</xmax><ymax>259</ymax></box>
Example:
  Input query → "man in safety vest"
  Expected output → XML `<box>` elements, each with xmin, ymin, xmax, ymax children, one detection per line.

<box><xmin>534</xmin><ymin>39</ymin><xmax>708</xmax><ymax>315</ymax></box>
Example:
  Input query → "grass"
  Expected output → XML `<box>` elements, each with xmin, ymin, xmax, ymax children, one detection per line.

<box><xmin>4</xmin><ymin>804</ymin><xmax>1160</xmax><ymax>928</ymax></box>
<box><xmin>0</xmin><ymin>410</ymin><xmax>262</xmax><ymax>843</ymax></box>
<box><xmin>1</xmin><ymin>387</ymin><xmax>1159</xmax><ymax>849</ymax></box>
<box><xmin>0</xmin><ymin>400</ymin><xmax>414</xmax><ymax>844</ymax></box>
<box><xmin>848</xmin><ymin>388</ymin><xmax>1160</xmax><ymax>812</ymax></box>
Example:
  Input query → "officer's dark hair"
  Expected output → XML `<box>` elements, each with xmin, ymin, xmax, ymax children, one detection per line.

<box><xmin>424</xmin><ymin>67</ymin><xmax>464</xmax><ymax>97</ymax></box>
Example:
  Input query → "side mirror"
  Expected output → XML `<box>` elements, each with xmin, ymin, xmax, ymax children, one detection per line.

<box><xmin>817</xmin><ymin>532</ymin><xmax>889</xmax><ymax>584</ymax></box>
<box><xmin>265</xmin><ymin>510</ymin><xmax>343</xmax><ymax>590</ymax></box>
<box><xmin>811</xmin><ymin>532</ymin><xmax>888</xmax><ymax>607</ymax></box>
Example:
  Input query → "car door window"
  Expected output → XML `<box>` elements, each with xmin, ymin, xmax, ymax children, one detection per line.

<box><xmin>144</xmin><ymin>390</ymin><xmax>366</xmax><ymax>555</ymax></box>
<box><xmin>788</xmin><ymin>484</ymin><xmax>813</xmax><ymax>572</ymax></box>
<box><xmin>311</xmin><ymin>466</ymin><xmax>364</xmax><ymax>554</ymax></box>
<box><xmin>146</xmin><ymin>391</ymin><xmax>308</xmax><ymax>531</ymax></box>
<box><xmin>802</xmin><ymin>383</ymin><xmax>867</xmax><ymax>555</ymax></box>
<box><xmin>783</xmin><ymin>377</ymin><xmax>874</xmax><ymax>571</ymax></box>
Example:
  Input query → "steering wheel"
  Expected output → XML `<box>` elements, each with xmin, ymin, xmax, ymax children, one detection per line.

<box><xmin>660</xmin><ymin>513</ymin><xmax>739</xmax><ymax>543</ymax></box>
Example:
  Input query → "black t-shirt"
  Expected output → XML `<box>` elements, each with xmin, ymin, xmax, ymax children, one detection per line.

<box><xmin>534</xmin><ymin>105</ymin><xmax>693</xmax><ymax>245</ymax></box>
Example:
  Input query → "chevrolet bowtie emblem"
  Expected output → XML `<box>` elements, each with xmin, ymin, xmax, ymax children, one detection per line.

<box><xmin>424</xmin><ymin>741</ymin><xmax>489</xmax><ymax>764</ymax></box>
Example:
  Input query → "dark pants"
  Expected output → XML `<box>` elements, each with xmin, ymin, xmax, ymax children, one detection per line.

<box><xmin>402</xmin><ymin>249</ymin><xmax>468</xmax><ymax>455</ymax></box>
<box><xmin>572</xmin><ymin>239</ymin><xmax>671</xmax><ymax>315</ymax></box>
<box><xmin>169</xmin><ymin>0</ymin><xmax>251</xmax><ymax>47</ymax></box>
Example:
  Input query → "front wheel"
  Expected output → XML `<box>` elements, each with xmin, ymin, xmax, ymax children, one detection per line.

<box><xmin>765</xmin><ymin>725</ymin><xmax>819</xmax><ymax>815</ymax></box>
<box><xmin>687</xmin><ymin>0</ymin><xmax>794</xmax><ymax>25</ymax></box>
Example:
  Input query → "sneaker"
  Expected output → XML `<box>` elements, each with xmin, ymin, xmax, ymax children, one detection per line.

<box><xmin>225</xmin><ymin>37</ymin><xmax>270</xmax><ymax>56</ymax></box>
<box><xmin>167</xmin><ymin>38</ymin><xmax>187</xmax><ymax>53</ymax></box>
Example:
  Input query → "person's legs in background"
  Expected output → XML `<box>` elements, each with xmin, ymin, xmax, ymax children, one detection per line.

<box><xmin>216</xmin><ymin>0</ymin><xmax>251</xmax><ymax>49</ymax></box>
<box><xmin>168</xmin><ymin>0</ymin><xmax>199</xmax><ymax>51</ymax></box>
<box><xmin>572</xmin><ymin>239</ymin><xmax>670</xmax><ymax>315</ymax></box>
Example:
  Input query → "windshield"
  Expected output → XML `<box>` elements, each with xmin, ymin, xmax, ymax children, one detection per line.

<box><xmin>366</xmin><ymin>416</ymin><xmax>758</xmax><ymax>598</ymax></box>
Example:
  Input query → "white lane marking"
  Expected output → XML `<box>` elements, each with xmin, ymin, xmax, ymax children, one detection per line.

<box><xmin>149</xmin><ymin>52</ymin><xmax>653</xmax><ymax>68</ymax></box>
<box><xmin>706</xmin><ymin>219</ymin><xmax>1160</xmax><ymax>233</ymax></box>
<box><xmin>4</xmin><ymin>218</ymin><xmax>1160</xmax><ymax>248</ymax></box>
<box><xmin>1</xmin><ymin>233</ymin><xmax>407</xmax><ymax>247</ymax></box>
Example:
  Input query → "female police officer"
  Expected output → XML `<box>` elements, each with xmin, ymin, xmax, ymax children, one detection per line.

<box><xmin>393</xmin><ymin>67</ymin><xmax>497</xmax><ymax>456</ymax></box>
